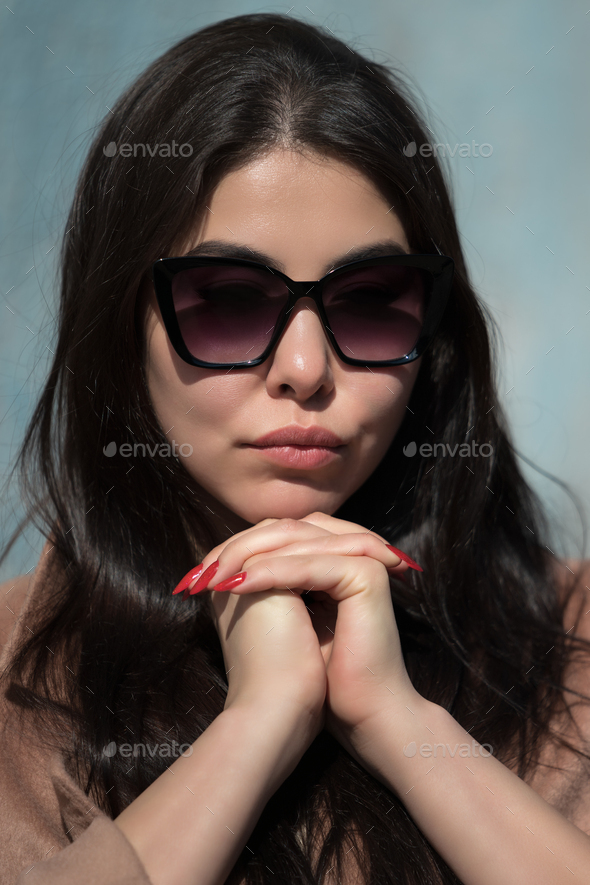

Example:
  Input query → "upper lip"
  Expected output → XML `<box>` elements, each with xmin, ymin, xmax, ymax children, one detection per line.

<box><xmin>248</xmin><ymin>425</ymin><xmax>345</xmax><ymax>447</ymax></box>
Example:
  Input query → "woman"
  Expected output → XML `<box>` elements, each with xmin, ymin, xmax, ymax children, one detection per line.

<box><xmin>1</xmin><ymin>12</ymin><xmax>589</xmax><ymax>885</ymax></box>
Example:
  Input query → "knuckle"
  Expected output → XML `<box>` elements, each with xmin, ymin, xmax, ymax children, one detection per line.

<box><xmin>361</xmin><ymin>557</ymin><xmax>387</xmax><ymax>587</ymax></box>
<box><xmin>362</xmin><ymin>530</ymin><xmax>387</xmax><ymax>549</ymax></box>
<box><xmin>242</xmin><ymin>551</ymin><xmax>264</xmax><ymax>568</ymax></box>
<box><xmin>278</xmin><ymin>517</ymin><xmax>301</xmax><ymax>534</ymax></box>
<box><xmin>367</xmin><ymin>532</ymin><xmax>388</xmax><ymax>551</ymax></box>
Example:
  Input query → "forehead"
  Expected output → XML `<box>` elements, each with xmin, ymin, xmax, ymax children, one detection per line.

<box><xmin>178</xmin><ymin>148</ymin><xmax>410</xmax><ymax>278</ymax></box>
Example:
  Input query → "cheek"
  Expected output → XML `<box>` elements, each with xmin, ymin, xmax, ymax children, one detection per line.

<box><xmin>360</xmin><ymin>361</ymin><xmax>421</xmax><ymax>432</ymax></box>
<box><xmin>143</xmin><ymin>319</ymin><xmax>205</xmax><ymax>439</ymax></box>
<box><xmin>348</xmin><ymin>364</ymin><xmax>420</xmax><ymax>475</ymax></box>
<box><xmin>145</xmin><ymin>325</ymin><xmax>250</xmax><ymax>442</ymax></box>
<box><xmin>145</xmin><ymin>332</ymin><xmax>188</xmax><ymax>423</ymax></box>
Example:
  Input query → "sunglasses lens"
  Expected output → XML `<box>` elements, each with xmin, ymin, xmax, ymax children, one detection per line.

<box><xmin>171</xmin><ymin>266</ymin><xmax>290</xmax><ymax>362</ymax></box>
<box><xmin>322</xmin><ymin>264</ymin><xmax>427</xmax><ymax>361</ymax></box>
<box><xmin>169</xmin><ymin>261</ymin><xmax>430</xmax><ymax>364</ymax></box>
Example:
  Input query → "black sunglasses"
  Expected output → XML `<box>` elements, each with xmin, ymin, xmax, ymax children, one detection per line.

<box><xmin>151</xmin><ymin>253</ymin><xmax>454</xmax><ymax>369</ymax></box>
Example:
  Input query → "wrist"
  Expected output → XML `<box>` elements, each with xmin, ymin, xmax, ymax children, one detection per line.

<box><xmin>221</xmin><ymin>698</ymin><xmax>321</xmax><ymax>788</ymax></box>
<box><xmin>335</xmin><ymin>689</ymin><xmax>441</xmax><ymax>793</ymax></box>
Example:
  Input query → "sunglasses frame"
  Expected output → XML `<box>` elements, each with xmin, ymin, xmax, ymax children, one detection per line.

<box><xmin>151</xmin><ymin>253</ymin><xmax>454</xmax><ymax>369</ymax></box>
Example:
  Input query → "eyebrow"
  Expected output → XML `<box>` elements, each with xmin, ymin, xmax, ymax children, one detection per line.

<box><xmin>180</xmin><ymin>239</ymin><xmax>408</xmax><ymax>277</ymax></box>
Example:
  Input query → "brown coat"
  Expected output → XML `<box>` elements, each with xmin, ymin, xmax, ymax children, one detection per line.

<box><xmin>0</xmin><ymin>544</ymin><xmax>152</xmax><ymax>884</ymax></box>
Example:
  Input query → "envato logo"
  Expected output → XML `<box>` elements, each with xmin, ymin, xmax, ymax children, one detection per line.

<box><xmin>102</xmin><ymin>741</ymin><xmax>193</xmax><ymax>759</ymax></box>
<box><xmin>103</xmin><ymin>441</ymin><xmax>193</xmax><ymax>458</ymax></box>
<box><xmin>103</xmin><ymin>141</ymin><xmax>194</xmax><ymax>158</ymax></box>
<box><xmin>403</xmin><ymin>141</ymin><xmax>493</xmax><ymax>158</ymax></box>
<box><xmin>403</xmin><ymin>741</ymin><xmax>493</xmax><ymax>758</ymax></box>
<box><xmin>402</xmin><ymin>441</ymin><xmax>493</xmax><ymax>458</ymax></box>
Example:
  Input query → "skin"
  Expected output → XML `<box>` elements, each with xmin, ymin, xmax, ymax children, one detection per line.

<box><xmin>143</xmin><ymin>147</ymin><xmax>422</xmax><ymax>534</ymax></box>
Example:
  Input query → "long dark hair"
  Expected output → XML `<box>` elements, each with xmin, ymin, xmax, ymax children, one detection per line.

<box><xmin>2</xmin><ymin>13</ymin><xmax>589</xmax><ymax>884</ymax></box>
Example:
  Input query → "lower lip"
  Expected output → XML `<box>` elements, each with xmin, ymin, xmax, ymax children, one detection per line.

<box><xmin>245</xmin><ymin>444</ymin><xmax>344</xmax><ymax>468</ymax></box>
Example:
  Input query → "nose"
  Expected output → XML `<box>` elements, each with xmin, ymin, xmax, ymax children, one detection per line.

<box><xmin>263</xmin><ymin>296</ymin><xmax>335</xmax><ymax>399</ymax></box>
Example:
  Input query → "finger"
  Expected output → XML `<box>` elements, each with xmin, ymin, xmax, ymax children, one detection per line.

<box><xmin>172</xmin><ymin>517</ymin><xmax>282</xmax><ymax>596</ymax></box>
<box><xmin>299</xmin><ymin>513</ymin><xmax>415</xmax><ymax>574</ymax></box>
<box><xmin>210</xmin><ymin>551</ymin><xmax>389</xmax><ymax>603</ymax></box>
<box><xmin>206</xmin><ymin>517</ymin><xmax>281</xmax><ymax>562</ymax></box>
<box><xmin>194</xmin><ymin>532</ymin><xmax>403</xmax><ymax>596</ymax></box>
<box><xmin>192</xmin><ymin>518</ymin><xmax>337</xmax><ymax>593</ymax></box>
<box><xmin>299</xmin><ymin>511</ymin><xmax>392</xmax><ymax>547</ymax></box>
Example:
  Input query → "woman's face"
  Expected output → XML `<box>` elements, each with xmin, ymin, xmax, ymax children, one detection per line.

<box><xmin>144</xmin><ymin>148</ymin><xmax>422</xmax><ymax>534</ymax></box>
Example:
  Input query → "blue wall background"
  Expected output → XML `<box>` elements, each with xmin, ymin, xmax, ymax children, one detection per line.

<box><xmin>1</xmin><ymin>0</ymin><xmax>589</xmax><ymax>579</ymax></box>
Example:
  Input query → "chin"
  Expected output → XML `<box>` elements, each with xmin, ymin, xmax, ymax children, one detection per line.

<box><xmin>233</xmin><ymin>489</ymin><xmax>341</xmax><ymax>523</ymax></box>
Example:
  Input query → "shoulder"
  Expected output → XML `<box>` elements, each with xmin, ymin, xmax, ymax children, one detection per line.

<box><xmin>552</xmin><ymin>557</ymin><xmax>590</xmax><ymax>717</ymax></box>
<box><xmin>0</xmin><ymin>573</ymin><xmax>35</xmax><ymax>653</ymax></box>
<box><xmin>0</xmin><ymin>541</ymin><xmax>62</xmax><ymax>657</ymax></box>
<box><xmin>526</xmin><ymin>558</ymin><xmax>590</xmax><ymax>832</ymax></box>
<box><xmin>555</xmin><ymin>558</ymin><xmax>590</xmax><ymax>640</ymax></box>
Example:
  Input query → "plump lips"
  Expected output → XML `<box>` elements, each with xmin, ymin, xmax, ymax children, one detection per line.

<box><xmin>243</xmin><ymin>425</ymin><xmax>345</xmax><ymax>469</ymax></box>
<box><xmin>247</xmin><ymin>425</ymin><xmax>344</xmax><ymax>447</ymax></box>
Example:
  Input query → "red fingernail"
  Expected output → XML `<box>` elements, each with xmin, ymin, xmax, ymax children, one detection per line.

<box><xmin>172</xmin><ymin>564</ymin><xmax>204</xmax><ymax>596</ymax></box>
<box><xmin>213</xmin><ymin>572</ymin><xmax>247</xmax><ymax>592</ymax></box>
<box><xmin>189</xmin><ymin>560</ymin><xmax>220</xmax><ymax>595</ymax></box>
<box><xmin>385</xmin><ymin>545</ymin><xmax>423</xmax><ymax>572</ymax></box>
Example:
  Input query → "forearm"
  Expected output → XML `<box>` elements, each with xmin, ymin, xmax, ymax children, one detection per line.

<box><xmin>115</xmin><ymin>702</ymin><xmax>310</xmax><ymax>885</ymax></box>
<box><xmin>348</xmin><ymin>692</ymin><xmax>590</xmax><ymax>885</ymax></box>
